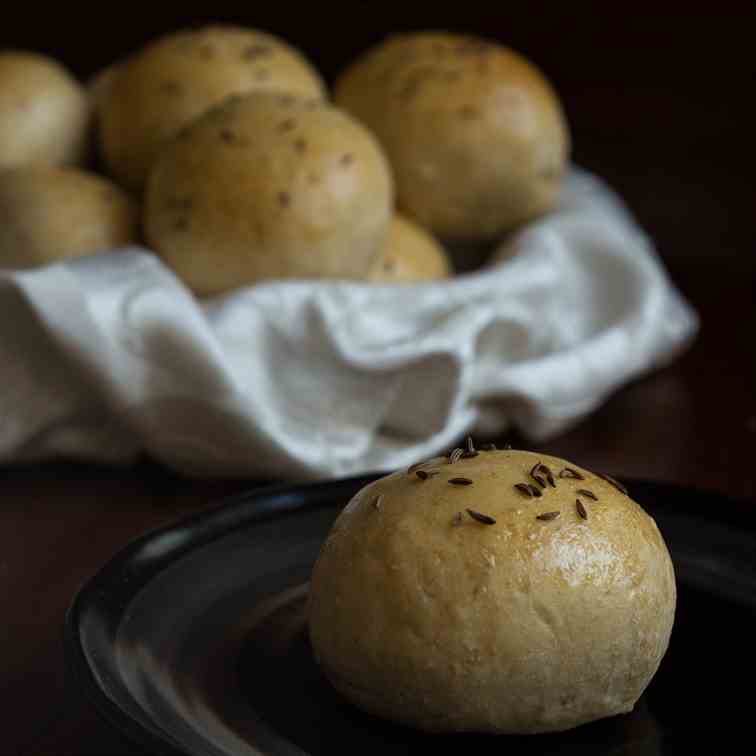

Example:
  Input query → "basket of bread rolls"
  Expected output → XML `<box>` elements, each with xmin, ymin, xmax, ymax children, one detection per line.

<box><xmin>0</xmin><ymin>25</ymin><xmax>696</xmax><ymax>480</ymax></box>
<box><xmin>1</xmin><ymin>26</ymin><xmax>569</xmax><ymax>283</ymax></box>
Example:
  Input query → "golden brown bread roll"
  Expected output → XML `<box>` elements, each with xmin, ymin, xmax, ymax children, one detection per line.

<box><xmin>0</xmin><ymin>51</ymin><xmax>90</xmax><ymax>170</ymax></box>
<box><xmin>87</xmin><ymin>62</ymin><xmax>122</xmax><ymax>168</ymax></box>
<box><xmin>99</xmin><ymin>25</ymin><xmax>327</xmax><ymax>191</ymax></box>
<box><xmin>334</xmin><ymin>32</ymin><xmax>570</xmax><ymax>243</ymax></box>
<box><xmin>0</xmin><ymin>166</ymin><xmax>138</xmax><ymax>269</ymax></box>
<box><xmin>144</xmin><ymin>92</ymin><xmax>394</xmax><ymax>295</ymax></box>
<box><xmin>308</xmin><ymin>446</ymin><xmax>676</xmax><ymax>734</ymax></box>
<box><xmin>87</xmin><ymin>61</ymin><xmax>121</xmax><ymax>113</ymax></box>
<box><xmin>367</xmin><ymin>213</ymin><xmax>452</xmax><ymax>283</ymax></box>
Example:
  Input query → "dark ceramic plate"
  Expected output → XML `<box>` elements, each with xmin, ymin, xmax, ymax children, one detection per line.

<box><xmin>65</xmin><ymin>475</ymin><xmax>756</xmax><ymax>755</ymax></box>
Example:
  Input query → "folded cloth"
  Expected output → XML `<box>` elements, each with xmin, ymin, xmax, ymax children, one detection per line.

<box><xmin>0</xmin><ymin>169</ymin><xmax>698</xmax><ymax>480</ymax></box>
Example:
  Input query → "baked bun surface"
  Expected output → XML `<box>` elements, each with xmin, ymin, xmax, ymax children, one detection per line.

<box><xmin>0</xmin><ymin>51</ymin><xmax>90</xmax><ymax>170</ymax></box>
<box><xmin>144</xmin><ymin>92</ymin><xmax>393</xmax><ymax>295</ymax></box>
<box><xmin>308</xmin><ymin>447</ymin><xmax>676</xmax><ymax>734</ymax></box>
<box><xmin>367</xmin><ymin>214</ymin><xmax>452</xmax><ymax>283</ymax></box>
<box><xmin>0</xmin><ymin>166</ymin><xmax>138</xmax><ymax>269</ymax></box>
<box><xmin>334</xmin><ymin>32</ymin><xmax>570</xmax><ymax>242</ymax></box>
<box><xmin>99</xmin><ymin>25</ymin><xmax>326</xmax><ymax>191</ymax></box>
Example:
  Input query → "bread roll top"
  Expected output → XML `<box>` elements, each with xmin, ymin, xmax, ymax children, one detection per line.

<box><xmin>0</xmin><ymin>51</ymin><xmax>90</xmax><ymax>169</ymax></box>
<box><xmin>144</xmin><ymin>91</ymin><xmax>394</xmax><ymax>295</ymax></box>
<box><xmin>309</xmin><ymin>448</ymin><xmax>676</xmax><ymax>734</ymax></box>
<box><xmin>367</xmin><ymin>214</ymin><xmax>452</xmax><ymax>283</ymax></box>
<box><xmin>99</xmin><ymin>25</ymin><xmax>327</xmax><ymax>191</ymax></box>
<box><xmin>335</xmin><ymin>32</ymin><xmax>570</xmax><ymax>242</ymax></box>
<box><xmin>0</xmin><ymin>165</ymin><xmax>138</xmax><ymax>268</ymax></box>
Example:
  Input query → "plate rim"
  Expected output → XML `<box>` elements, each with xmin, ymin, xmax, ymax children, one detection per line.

<box><xmin>64</xmin><ymin>472</ymin><xmax>380</xmax><ymax>756</ymax></box>
<box><xmin>64</xmin><ymin>475</ymin><xmax>756</xmax><ymax>756</ymax></box>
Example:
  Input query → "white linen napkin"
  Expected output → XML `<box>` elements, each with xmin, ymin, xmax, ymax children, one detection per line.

<box><xmin>0</xmin><ymin>169</ymin><xmax>698</xmax><ymax>480</ymax></box>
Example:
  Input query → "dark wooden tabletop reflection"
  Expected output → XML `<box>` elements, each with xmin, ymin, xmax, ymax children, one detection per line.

<box><xmin>3</xmin><ymin>8</ymin><xmax>756</xmax><ymax>755</ymax></box>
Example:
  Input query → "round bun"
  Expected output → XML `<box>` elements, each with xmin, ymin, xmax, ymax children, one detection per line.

<box><xmin>308</xmin><ymin>447</ymin><xmax>676</xmax><ymax>734</ymax></box>
<box><xmin>367</xmin><ymin>214</ymin><xmax>452</xmax><ymax>283</ymax></box>
<box><xmin>334</xmin><ymin>32</ymin><xmax>570</xmax><ymax>242</ymax></box>
<box><xmin>0</xmin><ymin>166</ymin><xmax>138</xmax><ymax>269</ymax></box>
<box><xmin>0</xmin><ymin>51</ymin><xmax>90</xmax><ymax>170</ymax></box>
<box><xmin>99</xmin><ymin>25</ymin><xmax>326</xmax><ymax>191</ymax></box>
<box><xmin>144</xmin><ymin>92</ymin><xmax>393</xmax><ymax>296</ymax></box>
<box><xmin>87</xmin><ymin>61</ymin><xmax>121</xmax><ymax>112</ymax></box>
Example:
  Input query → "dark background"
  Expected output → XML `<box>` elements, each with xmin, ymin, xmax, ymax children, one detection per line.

<box><xmin>3</xmin><ymin>5</ymin><xmax>754</xmax><ymax>276</ymax></box>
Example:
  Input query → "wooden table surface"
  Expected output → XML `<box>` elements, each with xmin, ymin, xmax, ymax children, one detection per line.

<box><xmin>3</xmin><ymin>10</ymin><xmax>756</xmax><ymax>756</ymax></box>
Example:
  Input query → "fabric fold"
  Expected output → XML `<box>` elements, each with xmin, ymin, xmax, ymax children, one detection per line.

<box><xmin>0</xmin><ymin>169</ymin><xmax>698</xmax><ymax>479</ymax></box>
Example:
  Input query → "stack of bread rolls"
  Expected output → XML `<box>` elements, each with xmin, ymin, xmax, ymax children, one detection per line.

<box><xmin>0</xmin><ymin>50</ymin><xmax>138</xmax><ymax>267</ymax></box>
<box><xmin>0</xmin><ymin>26</ymin><xmax>570</xmax><ymax>292</ymax></box>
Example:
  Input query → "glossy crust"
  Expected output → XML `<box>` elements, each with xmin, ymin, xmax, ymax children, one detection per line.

<box><xmin>308</xmin><ymin>449</ymin><xmax>676</xmax><ymax>734</ymax></box>
<box><xmin>144</xmin><ymin>92</ymin><xmax>393</xmax><ymax>295</ymax></box>
<box><xmin>99</xmin><ymin>25</ymin><xmax>326</xmax><ymax>191</ymax></box>
<box><xmin>0</xmin><ymin>51</ymin><xmax>90</xmax><ymax>170</ymax></box>
<box><xmin>334</xmin><ymin>32</ymin><xmax>570</xmax><ymax>242</ymax></box>
<box><xmin>367</xmin><ymin>214</ymin><xmax>452</xmax><ymax>283</ymax></box>
<box><xmin>0</xmin><ymin>166</ymin><xmax>138</xmax><ymax>268</ymax></box>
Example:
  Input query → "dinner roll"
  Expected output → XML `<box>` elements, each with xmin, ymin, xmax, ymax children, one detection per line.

<box><xmin>0</xmin><ymin>51</ymin><xmax>90</xmax><ymax>169</ymax></box>
<box><xmin>99</xmin><ymin>25</ymin><xmax>327</xmax><ymax>191</ymax></box>
<box><xmin>88</xmin><ymin>61</ymin><xmax>121</xmax><ymax>112</ymax></box>
<box><xmin>309</xmin><ymin>446</ymin><xmax>676</xmax><ymax>734</ymax></box>
<box><xmin>367</xmin><ymin>214</ymin><xmax>452</xmax><ymax>283</ymax></box>
<box><xmin>0</xmin><ymin>166</ymin><xmax>138</xmax><ymax>269</ymax></box>
<box><xmin>144</xmin><ymin>92</ymin><xmax>393</xmax><ymax>295</ymax></box>
<box><xmin>334</xmin><ymin>32</ymin><xmax>570</xmax><ymax>242</ymax></box>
